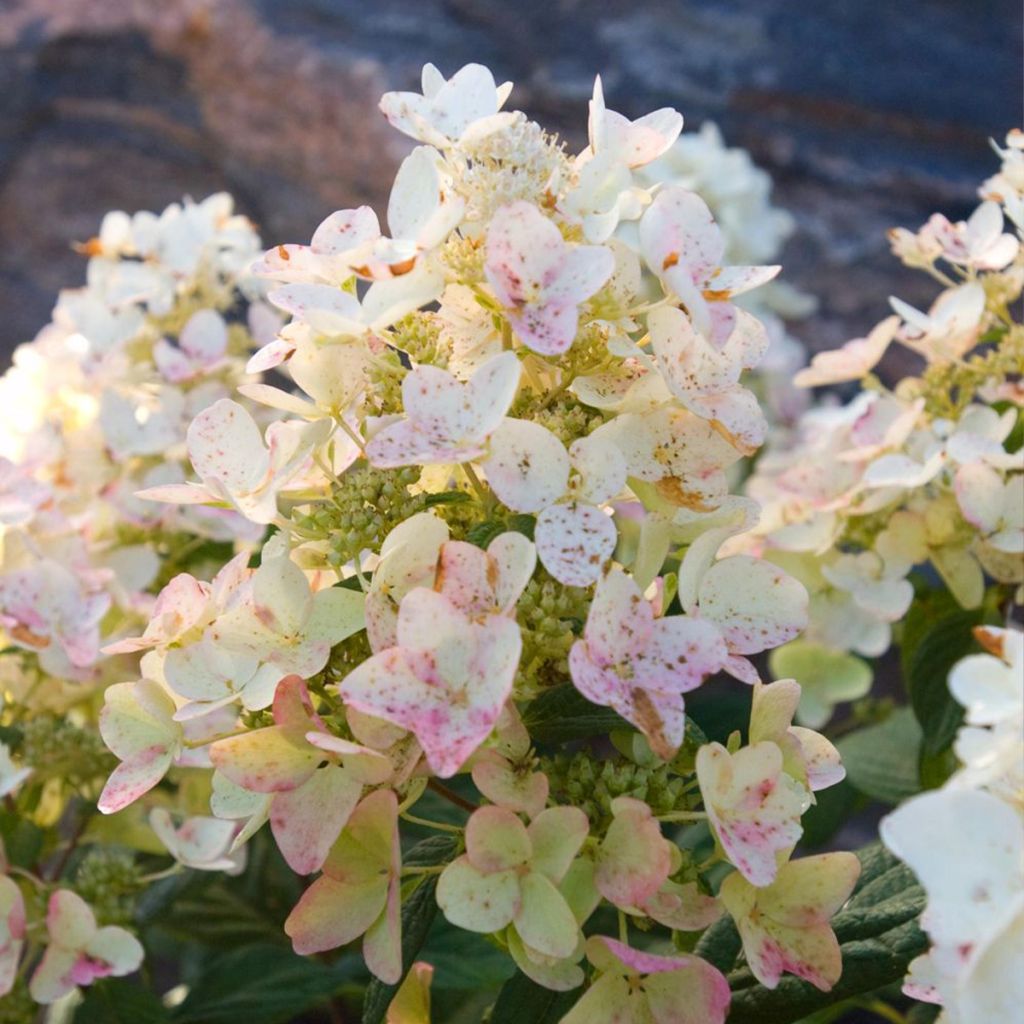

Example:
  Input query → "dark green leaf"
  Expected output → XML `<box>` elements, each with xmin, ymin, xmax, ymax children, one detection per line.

<box><xmin>423</xmin><ymin>490</ymin><xmax>473</xmax><ymax>508</ymax></box>
<box><xmin>523</xmin><ymin>684</ymin><xmax>628</xmax><ymax>743</ymax></box>
<box><xmin>419</xmin><ymin>924</ymin><xmax>513</xmax><ymax>989</ymax></box>
<box><xmin>0</xmin><ymin>723</ymin><xmax>23</xmax><ymax>750</ymax></box>
<box><xmin>837</xmin><ymin>709</ymin><xmax>922</xmax><ymax>805</ymax></box>
<box><xmin>170</xmin><ymin>944</ymin><xmax>352</xmax><ymax>1024</ymax></box>
<box><xmin>466</xmin><ymin>520</ymin><xmax>507</xmax><ymax>549</ymax></box>
<box><xmin>490</xmin><ymin>970</ymin><xmax>581</xmax><ymax>1024</ymax></box>
<box><xmin>0</xmin><ymin>809</ymin><xmax>44</xmax><ymax>869</ymax></box>
<box><xmin>694</xmin><ymin>913</ymin><xmax>742</xmax><ymax>973</ymax></box>
<box><xmin>901</xmin><ymin>597</ymin><xmax>983</xmax><ymax>756</ymax></box>
<box><xmin>362</xmin><ymin>836</ymin><xmax>457</xmax><ymax>1024</ymax></box>
<box><xmin>74</xmin><ymin>980</ymin><xmax>170</xmax><ymax>1024</ymax></box>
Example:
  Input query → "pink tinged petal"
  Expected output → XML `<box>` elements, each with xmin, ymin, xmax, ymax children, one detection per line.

<box><xmin>179</xmin><ymin>308</ymin><xmax>227</xmax><ymax>362</ymax></box>
<box><xmin>722</xmin><ymin>654</ymin><xmax>761</xmax><ymax>684</ymax></box>
<box><xmin>437</xmin><ymin>857</ymin><xmax>521</xmax><ymax>933</ymax></box>
<box><xmin>790</xmin><ymin>727</ymin><xmax>845</xmax><ymax>791</ymax></box>
<box><xmin>506</xmin><ymin>928</ymin><xmax>585</xmax><ymax>992</ymax></box>
<box><xmin>640</xmin><ymin>187</ymin><xmax>724</xmax><ymax>287</ymax></box>
<box><xmin>29</xmin><ymin>946</ymin><xmax>79</xmax><ymax>1003</ymax></box>
<box><xmin>306</xmin><ymin>733</ymin><xmax>393</xmax><ymax>784</ymax></box>
<box><xmin>435</xmin><ymin>541</ymin><xmax>495</xmax><ymax>618</ymax></box>
<box><xmin>153</xmin><ymin>338</ymin><xmax>196</xmax><ymax>382</ymax></box>
<box><xmin>569</xmin><ymin>434</ymin><xmax>627</xmax><ymax>505</ymax></box>
<box><xmin>706</xmin><ymin>264</ymin><xmax>780</xmax><ymax>298</ymax></box>
<box><xmin>471</xmin><ymin>751</ymin><xmax>549</xmax><ymax>818</ymax></box>
<box><xmin>210</xmin><ymin>726</ymin><xmax>319</xmax><ymax>793</ymax></box>
<box><xmin>271</xmin><ymin>766</ymin><xmax>363</xmax><ymax>875</ymax></box>
<box><xmin>465</xmin><ymin>806</ymin><xmax>532</xmax><ymax>873</ymax></box>
<box><xmin>83</xmin><ymin>927</ymin><xmax>144</xmax><ymax>978</ymax></box>
<box><xmin>632</xmin><ymin>615</ymin><xmax>728</xmax><ymax>693</ymax></box>
<box><xmin>47</xmin><ymin>890</ymin><xmax>97</xmax><ymax>948</ymax></box>
<box><xmin>557</xmin><ymin>972</ymin><xmax>636</xmax><ymax>1024</ymax></box>
<box><xmin>343</xmin><ymin>596</ymin><xmax>521</xmax><ymax>777</ymax></box>
<box><xmin>527</xmin><ymin>807</ymin><xmax>589</xmax><ymax>884</ymax></box>
<box><xmin>285</xmin><ymin>874</ymin><xmax>387</xmax><ymax>955</ymax></box>
<box><xmin>697</xmin><ymin>743</ymin><xmax>809</xmax><ymax>887</ymax></box>
<box><xmin>485</xmin><ymin>202</ymin><xmax>569</xmax><ymax>309</ymax></box>
<box><xmin>363</xmin><ymin>877</ymin><xmax>402</xmax><ymax>985</ymax></box>
<box><xmin>482</xmin><ymin>420</ymin><xmax>570</xmax><ymax>514</ymax></box>
<box><xmin>187</xmin><ymin>399</ymin><xmax>269</xmax><ymax>495</ymax></box>
<box><xmin>246</xmin><ymin>337</ymin><xmax>296</xmax><ymax>374</ymax></box>
<box><xmin>955</xmin><ymin>462</ymin><xmax>1006</xmax><ymax>533</ymax></box>
<box><xmin>268</xmin><ymin>282</ymin><xmax>365</xmax><ymax>335</ymax></box>
<box><xmin>98</xmin><ymin>751</ymin><xmax>175</xmax><ymax>814</ymax></box>
<box><xmin>549</xmin><ymin>243</ymin><xmax>616</xmax><ymax>306</ymax></box>
<box><xmin>643</xmin><ymin>880</ymin><xmax>723</xmax><ymax>932</ymax></box>
<box><xmin>312</xmin><ymin>206</ymin><xmax>381</xmax><ymax>255</ymax></box>
<box><xmin>698</xmin><ymin>555</ymin><xmax>808</xmax><ymax>656</ymax></box>
<box><xmin>486</xmin><ymin>532</ymin><xmax>537</xmax><ymax>614</ymax></box>
<box><xmin>644</xmin><ymin>957</ymin><xmax>732</xmax><ymax>1024</ymax></box>
<box><xmin>596</xmin><ymin>798</ymin><xmax>672</xmax><ymax>909</ymax></box>
<box><xmin>513</xmin><ymin>872</ymin><xmax>581</xmax><ymax>959</ymax></box>
<box><xmin>507</xmin><ymin>301</ymin><xmax>580</xmax><ymax>356</ymax></box>
<box><xmin>286</xmin><ymin>789</ymin><xmax>397</xmax><ymax>955</ymax></box>
<box><xmin>583</xmin><ymin>568</ymin><xmax>655</xmax><ymax>665</ymax></box>
<box><xmin>535</xmin><ymin>502</ymin><xmax>616</xmax><ymax>586</ymax></box>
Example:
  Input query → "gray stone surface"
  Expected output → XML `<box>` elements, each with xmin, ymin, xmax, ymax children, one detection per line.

<box><xmin>0</xmin><ymin>0</ymin><xmax>1020</xmax><ymax>361</ymax></box>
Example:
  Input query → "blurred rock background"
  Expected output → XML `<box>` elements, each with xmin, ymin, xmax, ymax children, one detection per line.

<box><xmin>0</xmin><ymin>0</ymin><xmax>1020</xmax><ymax>362</ymax></box>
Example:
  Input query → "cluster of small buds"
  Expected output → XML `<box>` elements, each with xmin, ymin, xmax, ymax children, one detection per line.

<box><xmin>541</xmin><ymin>751</ymin><xmax>697</xmax><ymax>832</ymax></box>
<box><xmin>295</xmin><ymin>464</ymin><xmax>427</xmax><ymax>566</ymax></box>
<box><xmin>515</xmin><ymin>573</ymin><xmax>591</xmax><ymax>695</ymax></box>
<box><xmin>73</xmin><ymin>849</ymin><xmax>144</xmax><ymax>928</ymax></box>
<box><xmin>19</xmin><ymin>714</ymin><xmax>115</xmax><ymax>787</ymax></box>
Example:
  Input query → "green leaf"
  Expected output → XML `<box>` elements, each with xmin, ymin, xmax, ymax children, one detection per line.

<box><xmin>423</xmin><ymin>490</ymin><xmax>473</xmax><ymax>508</ymax></box>
<box><xmin>490</xmin><ymin>970</ymin><xmax>581</xmax><ymax>1024</ymax></box>
<box><xmin>419</xmin><ymin>924</ymin><xmax>513</xmax><ymax>990</ymax></box>
<box><xmin>466</xmin><ymin>520</ymin><xmax>507</xmax><ymax>549</ymax></box>
<box><xmin>0</xmin><ymin>809</ymin><xmax>44</xmax><ymax>869</ymax></box>
<box><xmin>901</xmin><ymin>598</ymin><xmax>983</xmax><ymax>757</ymax></box>
<box><xmin>523</xmin><ymin>685</ymin><xmax>628</xmax><ymax>744</ymax></box>
<box><xmin>725</xmin><ymin>844</ymin><xmax>927</xmax><ymax>1024</ymax></box>
<box><xmin>837</xmin><ymin>708</ymin><xmax>922</xmax><ymax>805</ymax></box>
<box><xmin>362</xmin><ymin>835</ymin><xmax>458</xmax><ymax>1024</ymax></box>
<box><xmin>170</xmin><ymin>944</ymin><xmax>353</xmax><ymax>1024</ymax></box>
<box><xmin>74</xmin><ymin>980</ymin><xmax>170</xmax><ymax>1023</ymax></box>
<box><xmin>694</xmin><ymin>913</ymin><xmax>742</xmax><ymax>974</ymax></box>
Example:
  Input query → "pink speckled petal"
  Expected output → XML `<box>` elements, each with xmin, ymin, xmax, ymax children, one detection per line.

<box><xmin>698</xmin><ymin>556</ymin><xmax>808</xmax><ymax>656</ymax></box>
<box><xmin>270</xmin><ymin>765</ymin><xmax>363</xmax><ymax>875</ymax></box>
<box><xmin>482</xmin><ymin>420</ymin><xmax>570</xmax><ymax>514</ymax></box>
<box><xmin>595</xmin><ymin>798</ymin><xmax>672</xmax><ymax>909</ymax></box>
<box><xmin>535</xmin><ymin>502</ymin><xmax>616</xmax><ymax>586</ymax></box>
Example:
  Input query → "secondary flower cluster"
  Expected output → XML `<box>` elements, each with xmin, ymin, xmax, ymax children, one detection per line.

<box><xmin>732</xmin><ymin>141</ymin><xmax>1024</xmax><ymax>725</ymax></box>
<box><xmin>882</xmin><ymin>624</ymin><xmax>1023</xmax><ymax>1021</ymax></box>
<box><xmin>7</xmin><ymin>63</ymin><xmax>861</xmax><ymax>1020</ymax></box>
<box><xmin>0</xmin><ymin>193</ymin><xmax>275</xmax><ymax>1010</ymax></box>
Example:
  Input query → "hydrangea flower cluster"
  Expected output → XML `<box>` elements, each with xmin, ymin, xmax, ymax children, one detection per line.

<box><xmin>0</xmin><ymin>193</ymin><xmax>275</xmax><ymax>1011</ymax></box>
<box><xmin>882</xmin><ymin>624</ymin><xmax>1024</xmax><ymax>1021</ymax></box>
<box><xmin>2</xmin><ymin>57</ymin><xmax>1018</xmax><ymax>1024</ymax></box>
<box><xmin>732</xmin><ymin>140</ymin><xmax>1024</xmax><ymax>725</ymax></box>
<box><xmin>0</xmin><ymin>64</ymin><xmax>866</xmax><ymax>1020</ymax></box>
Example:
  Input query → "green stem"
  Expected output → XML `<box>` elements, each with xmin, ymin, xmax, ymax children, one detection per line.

<box><xmin>400</xmin><ymin>813</ymin><xmax>463</xmax><ymax>834</ymax></box>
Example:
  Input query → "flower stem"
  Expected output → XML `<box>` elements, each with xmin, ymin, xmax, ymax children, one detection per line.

<box><xmin>427</xmin><ymin>778</ymin><xmax>478</xmax><ymax>813</ymax></box>
<box><xmin>400</xmin><ymin>813</ymin><xmax>463</xmax><ymax>834</ymax></box>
